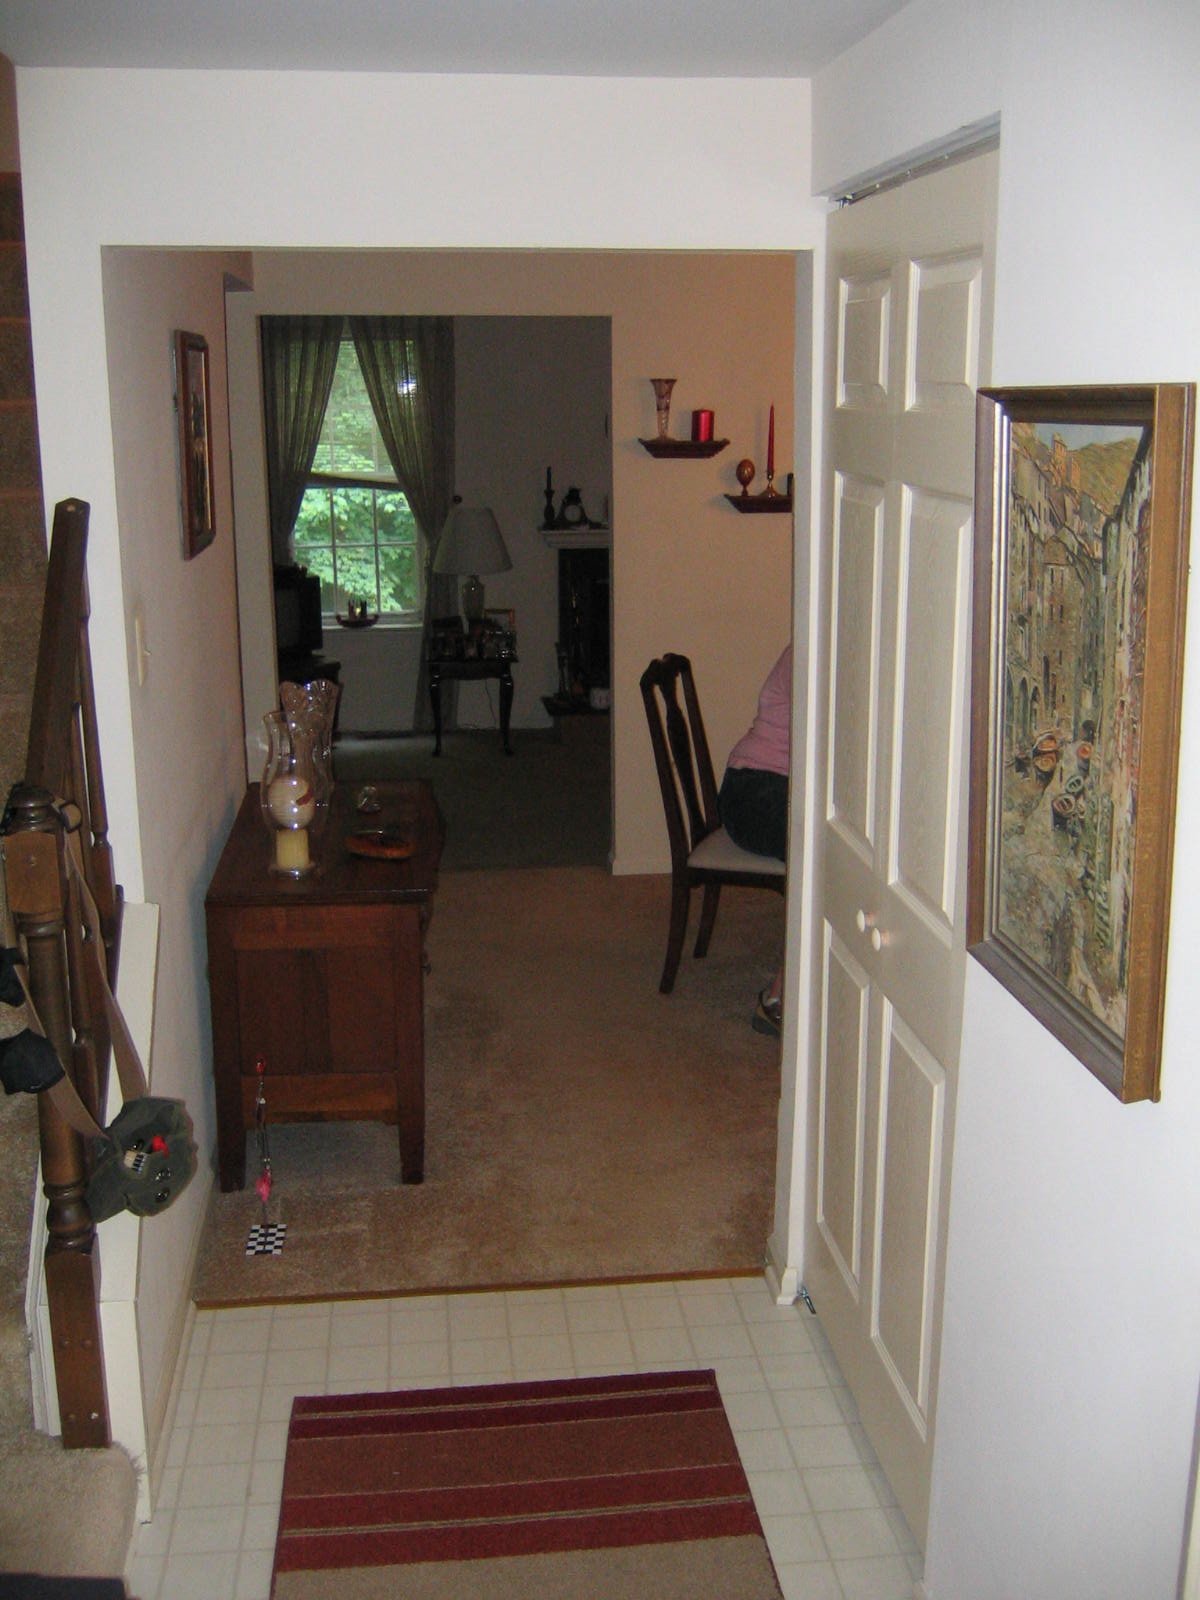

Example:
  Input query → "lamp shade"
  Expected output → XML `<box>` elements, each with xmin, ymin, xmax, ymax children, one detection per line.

<box><xmin>432</xmin><ymin>506</ymin><xmax>512</xmax><ymax>578</ymax></box>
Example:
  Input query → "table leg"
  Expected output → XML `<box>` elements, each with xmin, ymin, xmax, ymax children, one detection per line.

<box><xmin>429</xmin><ymin>665</ymin><xmax>443</xmax><ymax>756</ymax></box>
<box><xmin>499</xmin><ymin>665</ymin><xmax>515</xmax><ymax>755</ymax></box>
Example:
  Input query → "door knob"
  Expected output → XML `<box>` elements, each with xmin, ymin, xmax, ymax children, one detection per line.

<box><xmin>856</xmin><ymin>908</ymin><xmax>885</xmax><ymax>951</ymax></box>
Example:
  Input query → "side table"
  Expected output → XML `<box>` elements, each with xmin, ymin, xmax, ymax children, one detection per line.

<box><xmin>205</xmin><ymin>781</ymin><xmax>443</xmax><ymax>1190</ymax></box>
<box><xmin>428</xmin><ymin>655</ymin><xmax>518</xmax><ymax>755</ymax></box>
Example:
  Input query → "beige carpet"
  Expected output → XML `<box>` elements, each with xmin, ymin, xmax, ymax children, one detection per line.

<box><xmin>192</xmin><ymin>867</ymin><xmax>784</xmax><ymax>1305</ymax></box>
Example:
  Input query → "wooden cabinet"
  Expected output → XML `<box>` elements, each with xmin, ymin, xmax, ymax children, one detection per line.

<box><xmin>205</xmin><ymin>781</ymin><xmax>443</xmax><ymax>1191</ymax></box>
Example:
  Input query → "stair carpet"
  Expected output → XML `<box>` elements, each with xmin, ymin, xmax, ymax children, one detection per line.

<box><xmin>0</xmin><ymin>171</ymin><xmax>138</xmax><ymax>1588</ymax></box>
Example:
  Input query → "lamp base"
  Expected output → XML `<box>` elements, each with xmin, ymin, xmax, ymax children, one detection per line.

<box><xmin>461</xmin><ymin>574</ymin><xmax>485</xmax><ymax>621</ymax></box>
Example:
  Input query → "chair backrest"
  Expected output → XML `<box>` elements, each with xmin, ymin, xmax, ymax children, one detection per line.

<box><xmin>640</xmin><ymin>653</ymin><xmax>722</xmax><ymax>865</ymax></box>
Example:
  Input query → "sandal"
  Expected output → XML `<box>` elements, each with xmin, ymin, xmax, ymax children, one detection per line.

<box><xmin>752</xmin><ymin>990</ymin><xmax>782</xmax><ymax>1038</ymax></box>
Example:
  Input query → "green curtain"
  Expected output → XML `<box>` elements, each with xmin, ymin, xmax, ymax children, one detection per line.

<box><xmin>349</xmin><ymin>315</ymin><xmax>456</xmax><ymax>731</ymax></box>
<box><xmin>259</xmin><ymin>316</ymin><xmax>343</xmax><ymax>564</ymax></box>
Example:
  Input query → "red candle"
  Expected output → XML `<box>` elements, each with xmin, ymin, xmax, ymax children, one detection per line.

<box><xmin>767</xmin><ymin>405</ymin><xmax>775</xmax><ymax>478</ymax></box>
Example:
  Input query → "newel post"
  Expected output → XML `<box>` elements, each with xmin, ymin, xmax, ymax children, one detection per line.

<box><xmin>2</xmin><ymin>782</ymin><xmax>110</xmax><ymax>1448</ymax></box>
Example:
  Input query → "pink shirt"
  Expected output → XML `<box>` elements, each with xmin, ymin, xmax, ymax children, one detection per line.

<box><xmin>727</xmin><ymin>645</ymin><xmax>792</xmax><ymax>777</ymax></box>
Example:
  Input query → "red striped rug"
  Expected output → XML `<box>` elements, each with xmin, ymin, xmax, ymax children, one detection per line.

<box><xmin>272</xmin><ymin>1369</ymin><xmax>783</xmax><ymax>1598</ymax></box>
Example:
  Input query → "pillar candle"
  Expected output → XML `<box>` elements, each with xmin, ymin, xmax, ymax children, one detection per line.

<box><xmin>274</xmin><ymin>827</ymin><xmax>310</xmax><ymax>873</ymax></box>
<box><xmin>767</xmin><ymin>405</ymin><xmax>775</xmax><ymax>478</ymax></box>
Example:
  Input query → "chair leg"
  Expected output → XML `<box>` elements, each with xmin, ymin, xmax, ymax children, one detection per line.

<box><xmin>694</xmin><ymin>881</ymin><xmax>721</xmax><ymax>958</ymax></box>
<box><xmin>660</xmin><ymin>874</ymin><xmax>691</xmax><ymax>994</ymax></box>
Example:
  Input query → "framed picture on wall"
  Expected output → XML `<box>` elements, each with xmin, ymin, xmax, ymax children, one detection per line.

<box><xmin>967</xmin><ymin>383</ymin><xmax>1195</xmax><ymax>1103</ymax></box>
<box><xmin>173</xmin><ymin>329</ymin><xmax>215</xmax><ymax>559</ymax></box>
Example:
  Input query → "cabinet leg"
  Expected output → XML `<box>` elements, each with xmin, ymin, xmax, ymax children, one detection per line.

<box><xmin>400</xmin><ymin>1129</ymin><xmax>424</xmax><ymax>1185</ymax></box>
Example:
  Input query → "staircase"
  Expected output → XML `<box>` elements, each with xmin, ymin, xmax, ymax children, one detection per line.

<box><xmin>0</xmin><ymin>171</ymin><xmax>137</xmax><ymax>1586</ymax></box>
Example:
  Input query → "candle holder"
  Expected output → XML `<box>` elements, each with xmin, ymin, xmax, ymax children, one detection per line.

<box><xmin>260</xmin><ymin>708</ymin><xmax>325</xmax><ymax>876</ymax></box>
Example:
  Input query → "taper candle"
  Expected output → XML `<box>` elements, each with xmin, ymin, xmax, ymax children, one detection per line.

<box><xmin>767</xmin><ymin>405</ymin><xmax>775</xmax><ymax>479</ymax></box>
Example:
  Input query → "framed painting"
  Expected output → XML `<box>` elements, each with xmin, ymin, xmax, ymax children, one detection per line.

<box><xmin>173</xmin><ymin>329</ymin><xmax>215</xmax><ymax>558</ymax></box>
<box><xmin>967</xmin><ymin>384</ymin><xmax>1194</xmax><ymax>1102</ymax></box>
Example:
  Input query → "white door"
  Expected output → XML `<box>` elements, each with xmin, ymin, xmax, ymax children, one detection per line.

<box><xmin>805</xmin><ymin>150</ymin><xmax>998</xmax><ymax>1545</ymax></box>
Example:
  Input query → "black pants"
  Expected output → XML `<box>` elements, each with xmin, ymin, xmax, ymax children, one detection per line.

<box><xmin>718</xmin><ymin>765</ymin><xmax>787</xmax><ymax>860</ymax></box>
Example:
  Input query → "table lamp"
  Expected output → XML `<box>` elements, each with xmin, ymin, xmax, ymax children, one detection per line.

<box><xmin>433</xmin><ymin>504</ymin><xmax>512</xmax><ymax>621</ymax></box>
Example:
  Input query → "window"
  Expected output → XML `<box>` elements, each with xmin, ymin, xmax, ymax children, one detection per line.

<box><xmin>292</xmin><ymin>341</ymin><xmax>421</xmax><ymax>619</ymax></box>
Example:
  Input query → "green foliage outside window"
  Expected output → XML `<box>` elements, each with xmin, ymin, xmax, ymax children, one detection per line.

<box><xmin>291</xmin><ymin>342</ymin><xmax>421</xmax><ymax>617</ymax></box>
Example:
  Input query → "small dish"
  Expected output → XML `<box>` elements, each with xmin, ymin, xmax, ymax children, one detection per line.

<box><xmin>346</xmin><ymin>828</ymin><xmax>414</xmax><ymax>861</ymax></box>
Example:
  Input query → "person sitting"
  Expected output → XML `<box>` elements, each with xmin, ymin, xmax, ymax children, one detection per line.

<box><xmin>718</xmin><ymin>643</ymin><xmax>791</xmax><ymax>1036</ymax></box>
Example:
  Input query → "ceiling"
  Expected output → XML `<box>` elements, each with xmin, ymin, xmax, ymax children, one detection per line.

<box><xmin>0</xmin><ymin>0</ymin><xmax>908</xmax><ymax>78</ymax></box>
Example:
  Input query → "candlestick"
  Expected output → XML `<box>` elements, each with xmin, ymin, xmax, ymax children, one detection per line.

<box><xmin>767</xmin><ymin>405</ymin><xmax>775</xmax><ymax>480</ymax></box>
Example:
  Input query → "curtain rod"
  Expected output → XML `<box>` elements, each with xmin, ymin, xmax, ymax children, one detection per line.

<box><xmin>832</xmin><ymin>117</ymin><xmax>1000</xmax><ymax>208</ymax></box>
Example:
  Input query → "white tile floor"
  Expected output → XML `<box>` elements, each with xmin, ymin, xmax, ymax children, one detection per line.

<box><xmin>126</xmin><ymin>1274</ymin><xmax>921</xmax><ymax>1600</ymax></box>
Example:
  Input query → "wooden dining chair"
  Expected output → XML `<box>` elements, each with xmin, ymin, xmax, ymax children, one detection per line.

<box><xmin>640</xmin><ymin>653</ymin><xmax>786</xmax><ymax>994</ymax></box>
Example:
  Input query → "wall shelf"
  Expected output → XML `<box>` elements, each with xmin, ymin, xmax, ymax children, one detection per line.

<box><xmin>725</xmin><ymin>472</ymin><xmax>794</xmax><ymax>514</ymax></box>
<box><xmin>541</xmin><ymin>526</ymin><xmax>611</xmax><ymax>549</ymax></box>
<box><xmin>638</xmin><ymin>437</ymin><xmax>729</xmax><ymax>459</ymax></box>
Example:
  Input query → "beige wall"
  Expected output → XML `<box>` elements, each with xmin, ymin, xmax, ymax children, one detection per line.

<box><xmin>231</xmin><ymin>248</ymin><xmax>798</xmax><ymax>873</ymax></box>
<box><xmin>0</xmin><ymin>55</ymin><xmax>17</xmax><ymax>170</ymax></box>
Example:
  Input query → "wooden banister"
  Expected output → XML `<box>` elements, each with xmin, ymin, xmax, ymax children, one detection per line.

<box><xmin>1</xmin><ymin>498</ymin><xmax>118</xmax><ymax>1449</ymax></box>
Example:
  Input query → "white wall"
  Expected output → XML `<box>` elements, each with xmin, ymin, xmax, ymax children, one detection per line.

<box><xmin>816</xmin><ymin>4</ymin><xmax>1200</xmax><ymax>1596</ymax></box>
<box><xmin>100</xmin><ymin>246</ymin><xmax>250</xmax><ymax>1460</ymax></box>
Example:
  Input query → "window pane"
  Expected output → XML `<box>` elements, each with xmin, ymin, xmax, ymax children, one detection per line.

<box><xmin>378</xmin><ymin>544</ymin><xmax>419</xmax><ymax>613</ymax></box>
<box><xmin>293</xmin><ymin>486</ymin><xmax>333</xmax><ymax>551</ymax></box>
<box><xmin>317</xmin><ymin>342</ymin><xmax>384</xmax><ymax>477</ymax></box>
<box><xmin>376</xmin><ymin>490</ymin><xmax>416</xmax><ymax>544</ymax></box>
<box><xmin>331</xmin><ymin>486</ymin><xmax>376</xmax><ymax>545</ymax></box>
<box><xmin>334</xmin><ymin>548</ymin><xmax>380</xmax><ymax>614</ymax></box>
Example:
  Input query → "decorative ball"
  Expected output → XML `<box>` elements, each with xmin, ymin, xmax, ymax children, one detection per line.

<box><xmin>736</xmin><ymin>458</ymin><xmax>756</xmax><ymax>491</ymax></box>
<box><xmin>266</xmin><ymin>773</ymin><xmax>316</xmax><ymax>828</ymax></box>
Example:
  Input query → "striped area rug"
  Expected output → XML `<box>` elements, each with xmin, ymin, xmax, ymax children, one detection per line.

<box><xmin>272</xmin><ymin>1369</ymin><xmax>783</xmax><ymax>1599</ymax></box>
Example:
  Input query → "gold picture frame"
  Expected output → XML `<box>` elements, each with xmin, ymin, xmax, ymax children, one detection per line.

<box><xmin>967</xmin><ymin>384</ymin><xmax>1194</xmax><ymax>1103</ymax></box>
<box><xmin>173</xmin><ymin>329</ymin><xmax>215</xmax><ymax>558</ymax></box>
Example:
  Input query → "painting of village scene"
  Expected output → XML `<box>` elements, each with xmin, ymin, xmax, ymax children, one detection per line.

<box><xmin>994</xmin><ymin>412</ymin><xmax>1153</xmax><ymax>1046</ymax></box>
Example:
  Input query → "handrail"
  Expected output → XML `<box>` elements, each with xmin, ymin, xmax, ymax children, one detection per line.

<box><xmin>1</xmin><ymin>498</ymin><xmax>117</xmax><ymax>1449</ymax></box>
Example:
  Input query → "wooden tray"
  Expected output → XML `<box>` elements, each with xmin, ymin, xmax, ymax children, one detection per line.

<box><xmin>346</xmin><ymin>828</ymin><xmax>415</xmax><ymax>861</ymax></box>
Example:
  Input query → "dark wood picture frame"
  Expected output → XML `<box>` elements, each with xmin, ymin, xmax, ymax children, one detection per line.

<box><xmin>967</xmin><ymin>383</ymin><xmax>1194</xmax><ymax>1103</ymax></box>
<box><xmin>173</xmin><ymin>329</ymin><xmax>215</xmax><ymax>558</ymax></box>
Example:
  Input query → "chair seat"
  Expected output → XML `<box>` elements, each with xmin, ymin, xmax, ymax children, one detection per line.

<box><xmin>689</xmin><ymin>826</ymin><xmax>786</xmax><ymax>877</ymax></box>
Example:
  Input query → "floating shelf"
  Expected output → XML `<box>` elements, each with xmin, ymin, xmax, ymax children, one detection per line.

<box><xmin>725</xmin><ymin>472</ymin><xmax>794</xmax><ymax>514</ymax></box>
<box><xmin>638</xmin><ymin>437</ymin><xmax>730</xmax><ymax>458</ymax></box>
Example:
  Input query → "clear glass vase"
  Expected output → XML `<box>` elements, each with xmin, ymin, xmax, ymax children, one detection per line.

<box><xmin>280</xmin><ymin>678</ymin><xmax>339</xmax><ymax>813</ymax></box>
<box><xmin>260</xmin><ymin>708</ymin><xmax>324</xmax><ymax>876</ymax></box>
<box><xmin>650</xmin><ymin>377</ymin><xmax>676</xmax><ymax>439</ymax></box>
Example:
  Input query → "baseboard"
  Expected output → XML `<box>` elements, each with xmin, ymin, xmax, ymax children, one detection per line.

<box><xmin>764</xmin><ymin>1232</ymin><xmax>801</xmax><ymax>1306</ymax></box>
<box><xmin>610</xmin><ymin>854</ymin><xmax>669</xmax><ymax>877</ymax></box>
<box><xmin>25</xmin><ymin>1160</ymin><xmax>52</xmax><ymax>1434</ymax></box>
<box><xmin>142</xmin><ymin>1161</ymin><xmax>213</xmax><ymax>1521</ymax></box>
